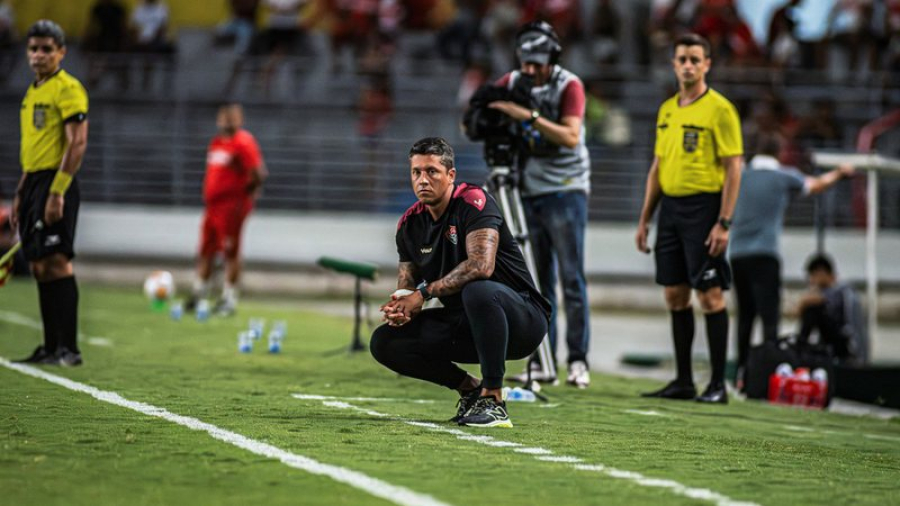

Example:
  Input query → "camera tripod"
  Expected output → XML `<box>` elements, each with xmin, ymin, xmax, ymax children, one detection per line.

<box><xmin>482</xmin><ymin>139</ymin><xmax>554</xmax><ymax>401</ymax></box>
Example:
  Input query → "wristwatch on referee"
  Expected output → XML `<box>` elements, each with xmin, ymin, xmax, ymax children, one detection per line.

<box><xmin>718</xmin><ymin>216</ymin><xmax>732</xmax><ymax>230</ymax></box>
<box><xmin>418</xmin><ymin>284</ymin><xmax>433</xmax><ymax>301</ymax></box>
<box><xmin>526</xmin><ymin>109</ymin><xmax>541</xmax><ymax>125</ymax></box>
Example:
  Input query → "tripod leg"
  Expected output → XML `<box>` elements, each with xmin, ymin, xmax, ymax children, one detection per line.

<box><xmin>494</xmin><ymin>182</ymin><xmax>556</xmax><ymax>383</ymax></box>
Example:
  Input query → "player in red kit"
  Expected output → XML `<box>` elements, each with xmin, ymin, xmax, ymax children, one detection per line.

<box><xmin>187</xmin><ymin>102</ymin><xmax>267</xmax><ymax>316</ymax></box>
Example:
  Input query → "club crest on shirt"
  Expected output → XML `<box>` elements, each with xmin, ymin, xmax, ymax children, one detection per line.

<box><xmin>446</xmin><ymin>225</ymin><xmax>458</xmax><ymax>245</ymax></box>
<box><xmin>682</xmin><ymin>126</ymin><xmax>702</xmax><ymax>153</ymax></box>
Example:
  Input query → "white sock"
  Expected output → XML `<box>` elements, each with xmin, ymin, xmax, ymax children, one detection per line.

<box><xmin>193</xmin><ymin>277</ymin><xmax>211</xmax><ymax>299</ymax></box>
<box><xmin>222</xmin><ymin>284</ymin><xmax>238</xmax><ymax>305</ymax></box>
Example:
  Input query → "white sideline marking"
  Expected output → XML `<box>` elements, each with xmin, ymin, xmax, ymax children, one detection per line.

<box><xmin>0</xmin><ymin>359</ymin><xmax>453</xmax><ymax>506</ymax></box>
<box><xmin>624</xmin><ymin>409</ymin><xmax>669</xmax><ymax>417</ymax></box>
<box><xmin>0</xmin><ymin>310</ymin><xmax>39</xmax><ymax>329</ymax></box>
<box><xmin>537</xmin><ymin>456</ymin><xmax>583</xmax><ymax>463</ymax></box>
<box><xmin>785</xmin><ymin>424</ymin><xmax>900</xmax><ymax>442</ymax></box>
<box><xmin>574</xmin><ymin>465</ymin><xmax>757</xmax><ymax>506</ymax></box>
<box><xmin>0</xmin><ymin>310</ymin><xmax>113</xmax><ymax>347</ymax></box>
<box><xmin>300</xmin><ymin>396</ymin><xmax>760</xmax><ymax>506</ymax></box>
<box><xmin>514</xmin><ymin>447</ymin><xmax>554</xmax><ymax>455</ymax></box>
<box><xmin>295</xmin><ymin>393</ymin><xmax>436</xmax><ymax>404</ymax></box>
<box><xmin>865</xmin><ymin>434</ymin><xmax>900</xmax><ymax>442</ymax></box>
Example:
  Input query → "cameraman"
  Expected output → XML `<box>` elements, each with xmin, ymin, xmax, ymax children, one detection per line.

<box><xmin>490</xmin><ymin>21</ymin><xmax>592</xmax><ymax>388</ymax></box>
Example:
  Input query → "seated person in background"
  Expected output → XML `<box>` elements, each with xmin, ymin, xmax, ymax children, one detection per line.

<box><xmin>130</xmin><ymin>0</ymin><xmax>175</xmax><ymax>91</ymax></box>
<box><xmin>83</xmin><ymin>0</ymin><xmax>130</xmax><ymax>90</ymax></box>
<box><xmin>0</xmin><ymin>0</ymin><xmax>17</xmax><ymax>85</ymax></box>
<box><xmin>797</xmin><ymin>254</ymin><xmax>868</xmax><ymax>365</ymax></box>
<box><xmin>131</xmin><ymin>0</ymin><xmax>170</xmax><ymax>52</ymax></box>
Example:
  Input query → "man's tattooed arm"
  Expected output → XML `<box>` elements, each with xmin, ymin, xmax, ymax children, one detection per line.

<box><xmin>397</xmin><ymin>261</ymin><xmax>418</xmax><ymax>290</ymax></box>
<box><xmin>427</xmin><ymin>228</ymin><xmax>499</xmax><ymax>297</ymax></box>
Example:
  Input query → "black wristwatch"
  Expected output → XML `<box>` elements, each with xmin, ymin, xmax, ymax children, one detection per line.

<box><xmin>418</xmin><ymin>284</ymin><xmax>433</xmax><ymax>301</ymax></box>
<box><xmin>718</xmin><ymin>216</ymin><xmax>732</xmax><ymax>230</ymax></box>
<box><xmin>526</xmin><ymin>109</ymin><xmax>541</xmax><ymax>125</ymax></box>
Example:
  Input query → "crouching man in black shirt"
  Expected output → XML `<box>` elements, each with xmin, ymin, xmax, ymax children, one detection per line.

<box><xmin>372</xmin><ymin>137</ymin><xmax>551</xmax><ymax>428</ymax></box>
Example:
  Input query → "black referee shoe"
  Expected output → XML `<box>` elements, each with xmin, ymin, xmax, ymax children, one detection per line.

<box><xmin>641</xmin><ymin>380</ymin><xmax>697</xmax><ymax>400</ymax></box>
<box><xmin>696</xmin><ymin>382</ymin><xmax>728</xmax><ymax>404</ymax></box>
<box><xmin>13</xmin><ymin>345</ymin><xmax>53</xmax><ymax>364</ymax></box>
<box><xmin>55</xmin><ymin>347</ymin><xmax>83</xmax><ymax>367</ymax></box>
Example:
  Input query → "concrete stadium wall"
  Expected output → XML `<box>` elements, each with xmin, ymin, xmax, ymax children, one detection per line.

<box><xmin>76</xmin><ymin>203</ymin><xmax>900</xmax><ymax>284</ymax></box>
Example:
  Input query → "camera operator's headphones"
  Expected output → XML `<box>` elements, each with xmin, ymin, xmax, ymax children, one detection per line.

<box><xmin>515</xmin><ymin>21</ymin><xmax>562</xmax><ymax>66</ymax></box>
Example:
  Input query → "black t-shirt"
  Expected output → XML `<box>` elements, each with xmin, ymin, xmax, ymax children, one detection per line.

<box><xmin>395</xmin><ymin>182</ymin><xmax>551</xmax><ymax>318</ymax></box>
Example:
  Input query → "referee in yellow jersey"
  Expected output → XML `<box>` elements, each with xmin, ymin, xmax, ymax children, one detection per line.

<box><xmin>11</xmin><ymin>20</ymin><xmax>89</xmax><ymax>366</ymax></box>
<box><xmin>635</xmin><ymin>34</ymin><xmax>743</xmax><ymax>404</ymax></box>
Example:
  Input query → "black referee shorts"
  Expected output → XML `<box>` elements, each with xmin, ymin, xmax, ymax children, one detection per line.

<box><xmin>654</xmin><ymin>192</ymin><xmax>731</xmax><ymax>291</ymax></box>
<box><xmin>17</xmin><ymin>170</ymin><xmax>80</xmax><ymax>262</ymax></box>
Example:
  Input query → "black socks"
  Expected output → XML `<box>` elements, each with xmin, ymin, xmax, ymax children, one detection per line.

<box><xmin>37</xmin><ymin>280</ymin><xmax>59</xmax><ymax>353</ymax></box>
<box><xmin>705</xmin><ymin>309</ymin><xmax>729</xmax><ymax>385</ymax></box>
<box><xmin>38</xmin><ymin>276</ymin><xmax>79</xmax><ymax>354</ymax></box>
<box><xmin>671</xmin><ymin>308</ymin><xmax>695</xmax><ymax>385</ymax></box>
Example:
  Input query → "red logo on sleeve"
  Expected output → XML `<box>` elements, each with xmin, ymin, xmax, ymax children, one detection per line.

<box><xmin>460</xmin><ymin>186</ymin><xmax>487</xmax><ymax>211</ymax></box>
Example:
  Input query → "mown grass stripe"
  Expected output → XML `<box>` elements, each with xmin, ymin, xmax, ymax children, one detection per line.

<box><xmin>0</xmin><ymin>358</ymin><xmax>454</xmax><ymax>506</ymax></box>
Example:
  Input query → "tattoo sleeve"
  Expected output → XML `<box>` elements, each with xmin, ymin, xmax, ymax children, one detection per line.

<box><xmin>428</xmin><ymin>228</ymin><xmax>498</xmax><ymax>297</ymax></box>
<box><xmin>397</xmin><ymin>261</ymin><xmax>418</xmax><ymax>290</ymax></box>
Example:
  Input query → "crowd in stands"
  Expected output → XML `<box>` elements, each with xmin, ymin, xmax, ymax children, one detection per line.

<box><xmin>2</xmin><ymin>1</ymin><xmax>900</xmax><ymax>87</ymax></box>
<box><xmin>649</xmin><ymin>0</ymin><xmax>900</xmax><ymax>73</ymax></box>
<box><xmin>1</xmin><ymin>1</ymin><xmax>897</xmax><ymax>171</ymax></box>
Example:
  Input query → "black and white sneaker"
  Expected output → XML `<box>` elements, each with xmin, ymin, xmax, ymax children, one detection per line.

<box><xmin>449</xmin><ymin>388</ymin><xmax>481</xmax><ymax>423</ymax></box>
<box><xmin>55</xmin><ymin>348</ymin><xmax>83</xmax><ymax>367</ymax></box>
<box><xmin>13</xmin><ymin>345</ymin><xmax>53</xmax><ymax>364</ymax></box>
<box><xmin>457</xmin><ymin>396</ymin><xmax>513</xmax><ymax>428</ymax></box>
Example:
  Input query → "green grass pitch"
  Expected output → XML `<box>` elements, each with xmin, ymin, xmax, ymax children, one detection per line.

<box><xmin>1</xmin><ymin>279</ymin><xmax>898</xmax><ymax>506</ymax></box>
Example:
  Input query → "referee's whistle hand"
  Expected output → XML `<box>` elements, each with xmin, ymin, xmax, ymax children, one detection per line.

<box><xmin>635</xmin><ymin>225</ymin><xmax>651</xmax><ymax>254</ymax></box>
<box><xmin>9</xmin><ymin>196</ymin><xmax>19</xmax><ymax>229</ymax></box>
<box><xmin>705</xmin><ymin>226</ymin><xmax>728</xmax><ymax>257</ymax></box>
<box><xmin>44</xmin><ymin>194</ymin><xmax>64</xmax><ymax>225</ymax></box>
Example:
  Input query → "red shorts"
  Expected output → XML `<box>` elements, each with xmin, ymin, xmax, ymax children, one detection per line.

<box><xmin>199</xmin><ymin>199</ymin><xmax>252</xmax><ymax>259</ymax></box>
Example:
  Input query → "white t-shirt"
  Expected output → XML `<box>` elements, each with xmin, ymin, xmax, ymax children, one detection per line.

<box><xmin>265</xmin><ymin>0</ymin><xmax>306</xmax><ymax>29</ymax></box>
<box><xmin>132</xmin><ymin>2</ymin><xmax>169</xmax><ymax>44</ymax></box>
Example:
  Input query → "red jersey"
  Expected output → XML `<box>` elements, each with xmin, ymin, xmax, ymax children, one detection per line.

<box><xmin>203</xmin><ymin>129</ymin><xmax>263</xmax><ymax>204</ymax></box>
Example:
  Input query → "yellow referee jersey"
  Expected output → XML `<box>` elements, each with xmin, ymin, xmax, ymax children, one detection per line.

<box><xmin>654</xmin><ymin>88</ymin><xmax>742</xmax><ymax>197</ymax></box>
<box><xmin>20</xmin><ymin>69</ymin><xmax>88</xmax><ymax>173</ymax></box>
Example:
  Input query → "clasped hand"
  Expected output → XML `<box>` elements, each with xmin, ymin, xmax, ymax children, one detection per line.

<box><xmin>380</xmin><ymin>291</ymin><xmax>423</xmax><ymax>327</ymax></box>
